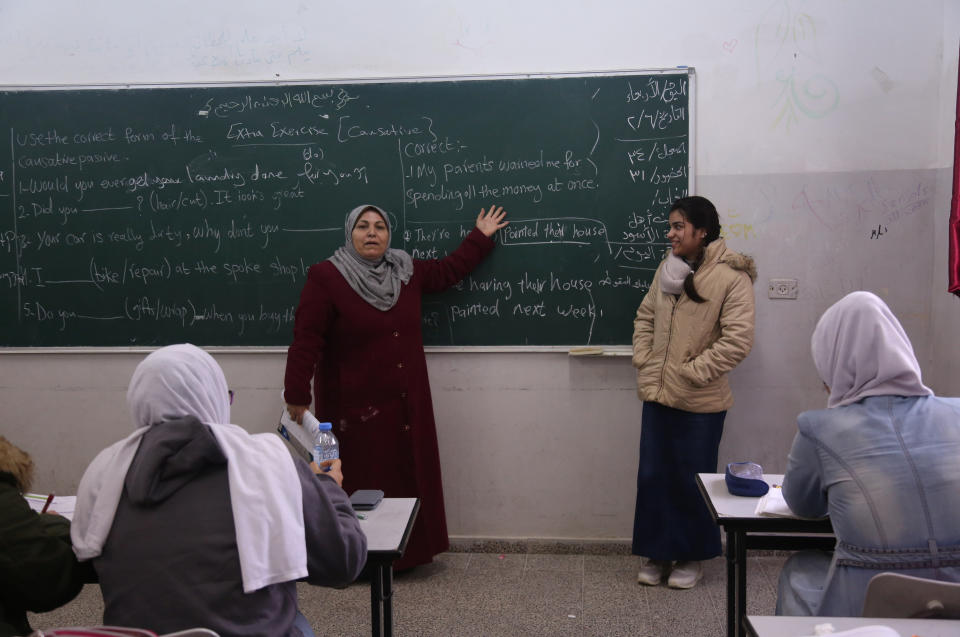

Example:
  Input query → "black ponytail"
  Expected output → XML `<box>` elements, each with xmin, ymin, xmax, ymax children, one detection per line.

<box><xmin>671</xmin><ymin>196</ymin><xmax>721</xmax><ymax>304</ymax></box>
<box><xmin>682</xmin><ymin>260</ymin><xmax>707</xmax><ymax>303</ymax></box>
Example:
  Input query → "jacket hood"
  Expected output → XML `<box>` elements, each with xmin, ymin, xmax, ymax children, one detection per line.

<box><xmin>721</xmin><ymin>251</ymin><xmax>757</xmax><ymax>282</ymax></box>
<box><xmin>124</xmin><ymin>415</ymin><xmax>227</xmax><ymax>506</ymax></box>
<box><xmin>705</xmin><ymin>239</ymin><xmax>757</xmax><ymax>282</ymax></box>
<box><xmin>0</xmin><ymin>435</ymin><xmax>34</xmax><ymax>493</ymax></box>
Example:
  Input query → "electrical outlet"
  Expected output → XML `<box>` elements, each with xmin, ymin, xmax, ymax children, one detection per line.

<box><xmin>768</xmin><ymin>278</ymin><xmax>798</xmax><ymax>300</ymax></box>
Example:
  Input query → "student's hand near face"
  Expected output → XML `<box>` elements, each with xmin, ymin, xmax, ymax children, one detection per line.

<box><xmin>475</xmin><ymin>205</ymin><xmax>509</xmax><ymax>237</ymax></box>
<box><xmin>311</xmin><ymin>458</ymin><xmax>344</xmax><ymax>487</ymax></box>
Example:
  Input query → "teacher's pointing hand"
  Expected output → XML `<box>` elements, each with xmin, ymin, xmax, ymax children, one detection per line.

<box><xmin>475</xmin><ymin>205</ymin><xmax>509</xmax><ymax>237</ymax></box>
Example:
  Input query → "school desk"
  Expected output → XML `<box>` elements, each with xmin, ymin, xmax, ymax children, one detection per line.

<box><xmin>357</xmin><ymin>497</ymin><xmax>420</xmax><ymax>637</ymax></box>
<box><xmin>746</xmin><ymin>614</ymin><xmax>960</xmax><ymax>637</ymax></box>
<box><xmin>696</xmin><ymin>473</ymin><xmax>835</xmax><ymax>637</ymax></box>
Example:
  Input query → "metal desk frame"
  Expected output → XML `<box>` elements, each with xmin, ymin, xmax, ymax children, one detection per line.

<box><xmin>358</xmin><ymin>497</ymin><xmax>421</xmax><ymax>637</ymax></box>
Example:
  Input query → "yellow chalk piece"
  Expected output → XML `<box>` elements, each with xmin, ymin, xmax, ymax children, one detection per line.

<box><xmin>568</xmin><ymin>346</ymin><xmax>604</xmax><ymax>356</ymax></box>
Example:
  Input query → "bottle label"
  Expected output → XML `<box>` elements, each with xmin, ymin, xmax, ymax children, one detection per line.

<box><xmin>313</xmin><ymin>444</ymin><xmax>338</xmax><ymax>471</ymax></box>
<box><xmin>316</xmin><ymin>447</ymin><xmax>339</xmax><ymax>461</ymax></box>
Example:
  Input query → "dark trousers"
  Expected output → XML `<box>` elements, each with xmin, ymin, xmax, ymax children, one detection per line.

<box><xmin>632</xmin><ymin>401</ymin><xmax>726</xmax><ymax>561</ymax></box>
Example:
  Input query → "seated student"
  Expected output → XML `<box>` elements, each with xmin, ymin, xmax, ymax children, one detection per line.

<box><xmin>0</xmin><ymin>436</ymin><xmax>94</xmax><ymax>637</ymax></box>
<box><xmin>776</xmin><ymin>291</ymin><xmax>960</xmax><ymax>616</ymax></box>
<box><xmin>71</xmin><ymin>344</ymin><xmax>367</xmax><ymax>637</ymax></box>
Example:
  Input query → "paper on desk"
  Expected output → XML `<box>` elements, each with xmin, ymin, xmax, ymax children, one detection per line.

<box><xmin>754</xmin><ymin>486</ymin><xmax>796</xmax><ymax>517</ymax></box>
<box><xmin>802</xmin><ymin>623</ymin><xmax>898</xmax><ymax>637</ymax></box>
<box><xmin>24</xmin><ymin>493</ymin><xmax>77</xmax><ymax>520</ymax></box>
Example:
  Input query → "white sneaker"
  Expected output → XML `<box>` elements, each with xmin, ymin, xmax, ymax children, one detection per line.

<box><xmin>636</xmin><ymin>559</ymin><xmax>671</xmax><ymax>586</ymax></box>
<box><xmin>667</xmin><ymin>560</ymin><xmax>703</xmax><ymax>589</ymax></box>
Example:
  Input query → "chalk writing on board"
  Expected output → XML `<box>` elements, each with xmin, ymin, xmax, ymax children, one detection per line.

<box><xmin>1</xmin><ymin>73</ymin><xmax>689</xmax><ymax>346</ymax></box>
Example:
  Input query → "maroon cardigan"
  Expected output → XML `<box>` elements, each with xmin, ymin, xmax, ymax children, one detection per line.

<box><xmin>284</xmin><ymin>228</ymin><xmax>494</xmax><ymax>568</ymax></box>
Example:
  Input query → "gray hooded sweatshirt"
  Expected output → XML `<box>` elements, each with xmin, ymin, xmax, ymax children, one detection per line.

<box><xmin>93</xmin><ymin>417</ymin><xmax>366</xmax><ymax>637</ymax></box>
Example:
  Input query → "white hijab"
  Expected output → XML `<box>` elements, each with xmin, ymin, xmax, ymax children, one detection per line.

<box><xmin>72</xmin><ymin>344</ymin><xmax>307</xmax><ymax>593</ymax></box>
<box><xmin>811</xmin><ymin>291</ymin><xmax>933</xmax><ymax>408</ymax></box>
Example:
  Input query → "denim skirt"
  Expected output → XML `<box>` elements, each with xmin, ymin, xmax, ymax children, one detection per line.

<box><xmin>632</xmin><ymin>401</ymin><xmax>726</xmax><ymax>561</ymax></box>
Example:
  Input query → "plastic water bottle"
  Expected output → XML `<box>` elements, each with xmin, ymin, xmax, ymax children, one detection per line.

<box><xmin>312</xmin><ymin>421</ymin><xmax>339</xmax><ymax>471</ymax></box>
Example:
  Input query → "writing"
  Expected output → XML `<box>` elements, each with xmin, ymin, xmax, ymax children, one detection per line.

<box><xmin>0</xmin><ymin>73</ymin><xmax>690</xmax><ymax>346</ymax></box>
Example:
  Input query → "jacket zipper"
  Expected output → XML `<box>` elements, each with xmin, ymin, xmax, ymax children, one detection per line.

<box><xmin>652</xmin><ymin>245</ymin><xmax>732</xmax><ymax>401</ymax></box>
<box><xmin>657</xmin><ymin>299</ymin><xmax>679</xmax><ymax>399</ymax></box>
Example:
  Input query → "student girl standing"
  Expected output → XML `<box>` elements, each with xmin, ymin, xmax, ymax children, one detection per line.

<box><xmin>631</xmin><ymin>196</ymin><xmax>756</xmax><ymax>589</ymax></box>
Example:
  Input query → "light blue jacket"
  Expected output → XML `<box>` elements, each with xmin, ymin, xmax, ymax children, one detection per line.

<box><xmin>783</xmin><ymin>394</ymin><xmax>960</xmax><ymax>616</ymax></box>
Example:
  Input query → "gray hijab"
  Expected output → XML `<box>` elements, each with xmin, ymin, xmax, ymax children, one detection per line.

<box><xmin>811</xmin><ymin>291</ymin><xmax>932</xmax><ymax>408</ymax></box>
<box><xmin>329</xmin><ymin>204</ymin><xmax>414</xmax><ymax>311</ymax></box>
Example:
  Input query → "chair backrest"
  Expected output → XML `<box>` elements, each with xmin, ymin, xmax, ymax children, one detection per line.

<box><xmin>862</xmin><ymin>572</ymin><xmax>960</xmax><ymax>619</ymax></box>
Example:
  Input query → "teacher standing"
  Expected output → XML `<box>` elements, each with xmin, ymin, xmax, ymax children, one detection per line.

<box><xmin>631</xmin><ymin>196</ymin><xmax>756</xmax><ymax>589</ymax></box>
<box><xmin>284</xmin><ymin>203</ymin><xmax>508</xmax><ymax>570</ymax></box>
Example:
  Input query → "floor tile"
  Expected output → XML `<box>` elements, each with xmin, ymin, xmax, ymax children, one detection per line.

<box><xmin>525</xmin><ymin>553</ymin><xmax>584</xmax><ymax>572</ymax></box>
<box><xmin>584</xmin><ymin>553</ymin><xmax>638</xmax><ymax>573</ymax></box>
<box><xmin>28</xmin><ymin>549</ymin><xmax>791</xmax><ymax>637</ymax></box>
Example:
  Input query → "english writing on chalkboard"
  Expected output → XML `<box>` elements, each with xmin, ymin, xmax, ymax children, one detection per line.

<box><xmin>1</xmin><ymin>72</ymin><xmax>690</xmax><ymax>346</ymax></box>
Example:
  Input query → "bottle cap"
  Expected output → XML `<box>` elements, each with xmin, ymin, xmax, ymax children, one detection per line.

<box><xmin>318</xmin><ymin>422</ymin><xmax>332</xmax><ymax>430</ymax></box>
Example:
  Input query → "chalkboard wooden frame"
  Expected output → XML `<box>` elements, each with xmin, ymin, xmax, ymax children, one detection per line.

<box><xmin>0</xmin><ymin>69</ymin><xmax>695</xmax><ymax>351</ymax></box>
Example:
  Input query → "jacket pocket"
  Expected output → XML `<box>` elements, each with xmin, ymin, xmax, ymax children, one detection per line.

<box><xmin>632</xmin><ymin>349</ymin><xmax>651</xmax><ymax>370</ymax></box>
<box><xmin>678</xmin><ymin>357</ymin><xmax>712</xmax><ymax>388</ymax></box>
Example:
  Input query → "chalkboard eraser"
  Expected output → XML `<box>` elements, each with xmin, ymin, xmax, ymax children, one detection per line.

<box><xmin>569</xmin><ymin>346</ymin><xmax>604</xmax><ymax>356</ymax></box>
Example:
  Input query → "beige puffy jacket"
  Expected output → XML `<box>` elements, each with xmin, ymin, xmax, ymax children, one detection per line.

<box><xmin>633</xmin><ymin>238</ymin><xmax>756</xmax><ymax>413</ymax></box>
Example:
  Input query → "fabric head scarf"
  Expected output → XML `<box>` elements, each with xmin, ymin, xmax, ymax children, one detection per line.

<box><xmin>811</xmin><ymin>291</ymin><xmax>933</xmax><ymax>408</ymax></box>
<box><xmin>72</xmin><ymin>344</ymin><xmax>307</xmax><ymax>593</ymax></box>
<box><xmin>329</xmin><ymin>204</ymin><xmax>414</xmax><ymax>311</ymax></box>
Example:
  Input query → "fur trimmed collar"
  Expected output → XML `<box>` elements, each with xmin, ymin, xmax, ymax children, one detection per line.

<box><xmin>720</xmin><ymin>250</ymin><xmax>758</xmax><ymax>282</ymax></box>
<box><xmin>0</xmin><ymin>436</ymin><xmax>34</xmax><ymax>493</ymax></box>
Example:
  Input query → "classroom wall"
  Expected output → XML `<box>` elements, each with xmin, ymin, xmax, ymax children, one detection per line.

<box><xmin>2</xmin><ymin>1</ymin><xmax>959</xmax><ymax>542</ymax></box>
<box><xmin>930</xmin><ymin>0</ymin><xmax>960</xmax><ymax>398</ymax></box>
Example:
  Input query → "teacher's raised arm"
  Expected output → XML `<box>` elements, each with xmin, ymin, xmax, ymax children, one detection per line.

<box><xmin>283</xmin><ymin>202</ymin><xmax>507</xmax><ymax>571</ymax></box>
<box><xmin>474</xmin><ymin>205</ymin><xmax>509</xmax><ymax>237</ymax></box>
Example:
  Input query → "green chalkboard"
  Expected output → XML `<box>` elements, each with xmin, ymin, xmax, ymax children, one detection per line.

<box><xmin>0</xmin><ymin>71</ymin><xmax>691</xmax><ymax>347</ymax></box>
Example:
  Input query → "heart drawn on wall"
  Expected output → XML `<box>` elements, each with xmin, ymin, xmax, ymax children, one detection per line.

<box><xmin>722</xmin><ymin>39</ymin><xmax>738</xmax><ymax>53</ymax></box>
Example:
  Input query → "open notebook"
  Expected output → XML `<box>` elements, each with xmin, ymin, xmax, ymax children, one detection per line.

<box><xmin>754</xmin><ymin>486</ymin><xmax>797</xmax><ymax>517</ymax></box>
<box><xmin>24</xmin><ymin>493</ymin><xmax>77</xmax><ymax>520</ymax></box>
<box><xmin>754</xmin><ymin>486</ymin><xmax>829</xmax><ymax>522</ymax></box>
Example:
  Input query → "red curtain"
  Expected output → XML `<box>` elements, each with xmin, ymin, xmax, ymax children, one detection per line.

<box><xmin>950</xmin><ymin>48</ymin><xmax>960</xmax><ymax>296</ymax></box>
